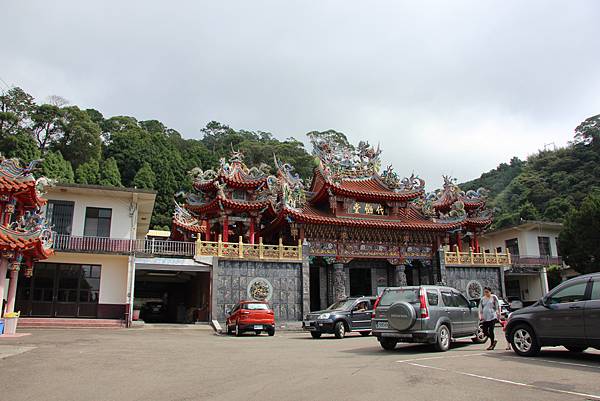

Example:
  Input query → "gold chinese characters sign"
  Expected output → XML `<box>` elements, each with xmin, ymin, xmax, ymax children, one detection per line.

<box><xmin>349</xmin><ymin>202</ymin><xmax>385</xmax><ymax>215</ymax></box>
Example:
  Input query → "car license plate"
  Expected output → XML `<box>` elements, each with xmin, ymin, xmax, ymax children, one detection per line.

<box><xmin>303</xmin><ymin>321</ymin><xmax>315</xmax><ymax>330</ymax></box>
<box><xmin>254</xmin><ymin>325</ymin><xmax>263</xmax><ymax>330</ymax></box>
<box><xmin>376</xmin><ymin>321</ymin><xmax>389</xmax><ymax>329</ymax></box>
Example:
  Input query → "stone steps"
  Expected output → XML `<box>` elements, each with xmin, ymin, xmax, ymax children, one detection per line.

<box><xmin>17</xmin><ymin>318</ymin><xmax>124</xmax><ymax>329</ymax></box>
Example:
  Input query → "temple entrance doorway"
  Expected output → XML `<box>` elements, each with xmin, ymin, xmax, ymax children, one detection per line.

<box><xmin>349</xmin><ymin>268</ymin><xmax>371</xmax><ymax>297</ymax></box>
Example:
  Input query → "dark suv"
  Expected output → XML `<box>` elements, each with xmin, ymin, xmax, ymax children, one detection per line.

<box><xmin>372</xmin><ymin>286</ymin><xmax>485</xmax><ymax>351</ymax></box>
<box><xmin>303</xmin><ymin>296</ymin><xmax>377</xmax><ymax>339</ymax></box>
<box><xmin>506</xmin><ymin>272</ymin><xmax>600</xmax><ymax>357</ymax></box>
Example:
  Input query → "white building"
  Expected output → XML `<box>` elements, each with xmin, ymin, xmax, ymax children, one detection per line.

<box><xmin>479</xmin><ymin>220</ymin><xmax>562</xmax><ymax>304</ymax></box>
<box><xmin>15</xmin><ymin>184</ymin><xmax>156</xmax><ymax>322</ymax></box>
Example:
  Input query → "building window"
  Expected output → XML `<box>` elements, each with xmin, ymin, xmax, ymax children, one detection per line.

<box><xmin>84</xmin><ymin>207</ymin><xmax>112</xmax><ymax>237</ymax></box>
<box><xmin>538</xmin><ymin>236</ymin><xmax>551</xmax><ymax>257</ymax></box>
<box><xmin>47</xmin><ymin>200</ymin><xmax>74</xmax><ymax>235</ymax></box>
<box><xmin>505</xmin><ymin>238</ymin><xmax>519</xmax><ymax>256</ymax></box>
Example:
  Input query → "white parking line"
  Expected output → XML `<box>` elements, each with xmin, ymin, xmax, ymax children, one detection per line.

<box><xmin>495</xmin><ymin>354</ymin><xmax>600</xmax><ymax>370</ymax></box>
<box><xmin>402</xmin><ymin>361</ymin><xmax>600</xmax><ymax>400</ymax></box>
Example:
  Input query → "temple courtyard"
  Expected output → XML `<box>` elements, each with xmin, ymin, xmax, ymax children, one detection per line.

<box><xmin>1</xmin><ymin>328</ymin><xmax>599</xmax><ymax>401</ymax></box>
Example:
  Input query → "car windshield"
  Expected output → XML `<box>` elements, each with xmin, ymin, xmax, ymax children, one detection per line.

<box><xmin>379</xmin><ymin>289</ymin><xmax>419</xmax><ymax>306</ymax></box>
<box><xmin>326</xmin><ymin>299</ymin><xmax>355</xmax><ymax>310</ymax></box>
<box><xmin>243</xmin><ymin>303</ymin><xmax>269</xmax><ymax>310</ymax></box>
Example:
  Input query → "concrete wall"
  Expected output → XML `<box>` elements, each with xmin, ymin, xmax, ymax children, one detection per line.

<box><xmin>44</xmin><ymin>252</ymin><xmax>129</xmax><ymax>304</ymax></box>
<box><xmin>506</xmin><ymin>274</ymin><xmax>544</xmax><ymax>302</ymax></box>
<box><xmin>213</xmin><ymin>259</ymin><xmax>304</xmax><ymax>322</ymax></box>
<box><xmin>479</xmin><ymin>226</ymin><xmax>561</xmax><ymax>257</ymax></box>
<box><xmin>445</xmin><ymin>266</ymin><xmax>504</xmax><ymax>299</ymax></box>
<box><xmin>44</xmin><ymin>190</ymin><xmax>137</xmax><ymax>240</ymax></box>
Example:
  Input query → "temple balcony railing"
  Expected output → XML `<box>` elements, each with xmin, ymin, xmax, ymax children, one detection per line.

<box><xmin>195</xmin><ymin>235</ymin><xmax>303</xmax><ymax>261</ymax></box>
<box><xmin>443</xmin><ymin>248</ymin><xmax>511</xmax><ymax>267</ymax></box>
<box><xmin>52</xmin><ymin>234</ymin><xmax>196</xmax><ymax>257</ymax></box>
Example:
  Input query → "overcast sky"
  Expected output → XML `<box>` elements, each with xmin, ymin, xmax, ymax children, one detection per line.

<box><xmin>2</xmin><ymin>1</ymin><xmax>600</xmax><ymax>189</ymax></box>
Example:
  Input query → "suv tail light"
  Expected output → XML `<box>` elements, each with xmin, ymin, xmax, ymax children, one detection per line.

<box><xmin>419</xmin><ymin>287</ymin><xmax>429</xmax><ymax>319</ymax></box>
<box><xmin>372</xmin><ymin>294</ymin><xmax>382</xmax><ymax>318</ymax></box>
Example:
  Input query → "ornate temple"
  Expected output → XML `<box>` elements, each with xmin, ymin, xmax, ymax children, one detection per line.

<box><xmin>0</xmin><ymin>157</ymin><xmax>53</xmax><ymax>317</ymax></box>
<box><xmin>173</xmin><ymin>136</ymin><xmax>494</xmax><ymax>311</ymax></box>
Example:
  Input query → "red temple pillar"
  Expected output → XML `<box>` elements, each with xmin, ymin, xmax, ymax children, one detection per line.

<box><xmin>474</xmin><ymin>232</ymin><xmax>480</xmax><ymax>252</ymax></box>
<box><xmin>0</xmin><ymin>258</ymin><xmax>8</xmax><ymax>314</ymax></box>
<box><xmin>5</xmin><ymin>261</ymin><xmax>19</xmax><ymax>314</ymax></box>
<box><xmin>222</xmin><ymin>215</ymin><xmax>229</xmax><ymax>242</ymax></box>
<box><xmin>249</xmin><ymin>218</ymin><xmax>255</xmax><ymax>244</ymax></box>
<box><xmin>204</xmin><ymin>220</ymin><xmax>211</xmax><ymax>241</ymax></box>
<box><xmin>456</xmin><ymin>232</ymin><xmax>463</xmax><ymax>252</ymax></box>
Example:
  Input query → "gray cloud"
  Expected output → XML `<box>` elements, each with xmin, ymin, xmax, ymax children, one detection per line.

<box><xmin>2</xmin><ymin>0</ymin><xmax>600</xmax><ymax>188</ymax></box>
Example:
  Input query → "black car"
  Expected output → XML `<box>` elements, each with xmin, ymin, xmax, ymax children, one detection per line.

<box><xmin>303</xmin><ymin>296</ymin><xmax>376</xmax><ymax>339</ymax></box>
<box><xmin>506</xmin><ymin>272</ymin><xmax>600</xmax><ymax>356</ymax></box>
<box><xmin>141</xmin><ymin>301</ymin><xmax>168</xmax><ymax>323</ymax></box>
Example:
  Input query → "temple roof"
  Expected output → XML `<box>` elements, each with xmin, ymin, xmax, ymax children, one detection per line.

<box><xmin>0</xmin><ymin>222</ymin><xmax>53</xmax><ymax>260</ymax></box>
<box><xmin>190</xmin><ymin>150</ymin><xmax>270</xmax><ymax>192</ymax></box>
<box><xmin>175</xmin><ymin>139</ymin><xmax>494</xmax><ymax>239</ymax></box>
<box><xmin>0</xmin><ymin>158</ymin><xmax>47</xmax><ymax>208</ymax></box>
<box><xmin>310</xmin><ymin>169</ymin><xmax>424</xmax><ymax>203</ymax></box>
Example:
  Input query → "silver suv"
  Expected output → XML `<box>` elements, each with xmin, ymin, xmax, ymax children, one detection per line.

<box><xmin>372</xmin><ymin>286</ymin><xmax>485</xmax><ymax>351</ymax></box>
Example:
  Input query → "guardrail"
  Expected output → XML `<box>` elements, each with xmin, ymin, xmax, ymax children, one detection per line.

<box><xmin>195</xmin><ymin>235</ymin><xmax>302</xmax><ymax>261</ymax></box>
<box><xmin>52</xmin><ymin>234</ymin><xmax>196</xmax><ymax>257</ymax></box>
<box><xmin>511</xmin><ymin>255</ymin><xmax>563</xmax><ymax>266</ymax></box>
<box><xmin>52</xmin><ymin>234</ymin><xmax>302</xmax><ymax>261</ymax></box>
<box><xmin>444</xmin><ymin>247</ymin><xmax>511</xmax><ymax>266</ymax></box>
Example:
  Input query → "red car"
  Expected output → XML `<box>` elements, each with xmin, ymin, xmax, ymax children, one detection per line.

<box><xmin>225</xmin><ymin>300</ymin><xmax>275</xmax><ymax>336</ymax></box>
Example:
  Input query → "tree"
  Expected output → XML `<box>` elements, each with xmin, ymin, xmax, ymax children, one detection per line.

<box><xmin>559</xmin><ymin>191</ymin><xmax>600</xmax><ymax>274</ymax></box>
<box><xmin>574</xmin><ymin>114</ymin><xmax>600</xmax><ymax>147</ymax></box>
<box><xmin>0</xmin><ymin>87</ymin><xmax>35</xmax><ymax>138</ymax></box>
<box><xmin>31</xmin><ymin>103</ymin><xmax>62</xmax><ymax>152</ymax></box>
<box><xmin>0</xmin><ymin>131</ymin><xmax>41</xmax><ymax>162</ymax></box>
<box><xmin>99</xmin><ymin>157</ymin><xmax>122</xmax><ymax>187</ymax></box>
<box><xmin>75</xmin><ymin>159</ymin><xmax>100</xmax><ymax>185</ymax></box>
<box><xmin>518</xmin><ymin>201</ymin><xmax>540</xmax><ymax>221</ymax></box>
<box><xmin>41</xmin><ymin>151</ymin><xmax>74</xmax><ymax>183</ymax></box>
<box><xmin>54</xmin><ymin>106</ymin><xmax>102</xmax><ymax>168</ymax></box>
<box><xmin>132</xmin><ymin>162</ymin><xmax>156</xmax><ymax>189</ymax></box>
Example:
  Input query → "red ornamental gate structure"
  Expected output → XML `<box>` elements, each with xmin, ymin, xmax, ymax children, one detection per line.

<box><xmin>0</xmin><ymin>157</ymin><xmax>53</xmax><ymax>319</ymax></box>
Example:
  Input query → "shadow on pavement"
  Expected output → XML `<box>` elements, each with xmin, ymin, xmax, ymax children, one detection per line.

<box><xmin>485</xmin><ymin>347</ymin><xmax>600</xmax><ymax>371</ymax></box>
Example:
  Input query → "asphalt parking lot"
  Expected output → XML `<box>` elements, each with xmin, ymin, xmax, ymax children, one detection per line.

<box><xmin>1</xmin><ymin>327</ymin><xmax>599</xmax><ymax>401</ymax></box>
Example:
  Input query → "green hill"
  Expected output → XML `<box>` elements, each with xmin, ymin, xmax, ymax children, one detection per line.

<box><xmin>462</xmin><ymin>118</ymin><xmax>600</xmax><ymax>229</ymax></box>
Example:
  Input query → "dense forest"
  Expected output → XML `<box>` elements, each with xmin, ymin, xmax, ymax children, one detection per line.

<box><xmin>0</xmin><ymin>87</ymin><xmax>316</xmax><ymax>228</ymax></box>
<box><xmin>461</xmin><ymin>114</ymin><xmax>600</xmax><ymax>230</ymax></box>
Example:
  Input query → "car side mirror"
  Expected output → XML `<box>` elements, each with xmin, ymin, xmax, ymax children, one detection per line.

<box><xmin>469</xmin><ymin>300</ymin><xmax>477</xmax><ymax>308</ymax></box>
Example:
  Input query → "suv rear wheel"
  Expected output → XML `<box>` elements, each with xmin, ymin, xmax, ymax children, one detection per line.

<box><xmin>334</xmin><ymin>321</ymin><xmax>346</xmax><ymax>339</ymax></box>
<box><xmin>379</xmin><ymin>338</ymin><xmax>398</xmax><ymax>351</ymax></box>
<box><xmin>511</xmin><ymin>324</ymin><xmax>540</xmax><ymax>357</ymax></box>
<box><xmin>434</xmin><ymin>325</ymin><xmax>451</xmax><ymax>352</ymax></box>
<box><xmin>310</xmin><ymin>331</ymin><xmax>322</xmax><ymax>339</ymax></box>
